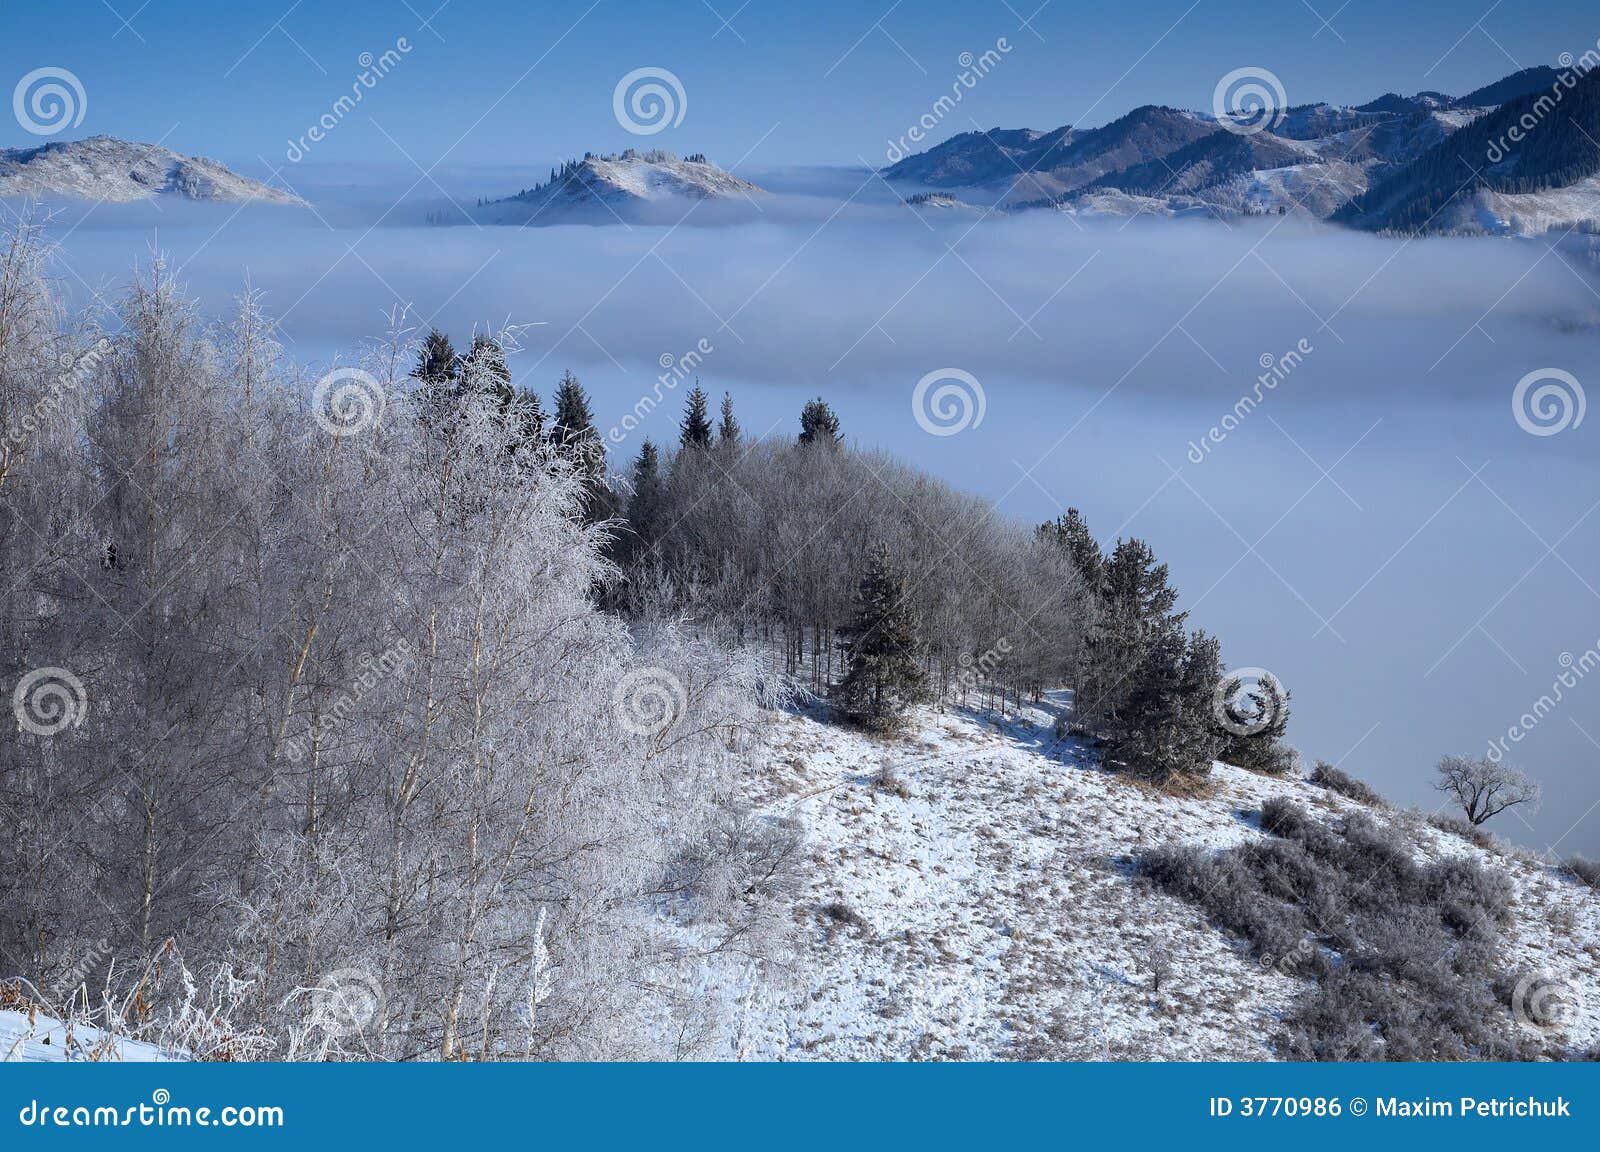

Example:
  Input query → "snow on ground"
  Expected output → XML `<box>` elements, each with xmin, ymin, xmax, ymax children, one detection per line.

<box><xmin>1456</xmin><ymin>176</ymin><xmax>1600</xmax><ymax>235</ymax></box>
<box><xmin>0</xmin><ymin>1009</ymin><xmax>169</xmax><ymax>1062</ymax></box>
<box><xmin>731</xmin><ymin>692</ymin><xmax>1600</xmax><ymax>1060</ymax></box>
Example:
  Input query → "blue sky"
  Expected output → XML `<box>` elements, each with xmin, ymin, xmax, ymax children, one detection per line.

<box><xmin>4</xmin><ymin>0</ymin><xmax>1598</xmax><ymax>171</ymax></box>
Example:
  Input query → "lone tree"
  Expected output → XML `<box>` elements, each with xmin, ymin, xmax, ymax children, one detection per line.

<box><xmin>1434</xmin><ymin>755</ymin><xmax>1542</xmax><ymax>826</ymax></box>
<box><xmin>679</xmin><ymin>384</ymin><xmax>713</xmax><ymax>449</ymax></box>
<box><xmin>798</xmin><ymin>397</ymin><xmax>842</xmax><ymax>447</ymax></box>
<box><xmin>833</xmin><ymin>544</ymin><xmax>925</xmax><ymax>732</ymax></box>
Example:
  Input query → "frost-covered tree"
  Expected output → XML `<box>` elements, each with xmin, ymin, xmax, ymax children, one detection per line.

<box><xmin>1434</xmin><ymin>755</ymin><xmax>1542</xmax><ymax>826</ymax></box>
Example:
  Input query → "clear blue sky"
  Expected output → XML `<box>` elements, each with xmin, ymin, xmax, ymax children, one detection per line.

<box><xmin>4</xmin><ymin>0</ymin><xmax>1597</xmax><ymax>169</ymax></box>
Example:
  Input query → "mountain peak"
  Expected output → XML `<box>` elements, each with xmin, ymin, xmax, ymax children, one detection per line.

<box><xmin>477</xmin><ymin>149</ymin><xmax>763</xmax><ymax>224</ymax></box>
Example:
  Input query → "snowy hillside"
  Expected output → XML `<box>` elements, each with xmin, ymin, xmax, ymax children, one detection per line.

<box><xmin>724</xmin><ymin>693</ymin><xmax>1599</xmax><ymax>1060</ymax></box>
<box><xmin>0</xmin><ymin>136</ymin><xmax>303</xmax><ymax>205</ymax></box>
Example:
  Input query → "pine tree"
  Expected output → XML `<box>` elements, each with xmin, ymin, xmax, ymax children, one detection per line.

<box><xmin>1077</xmin><ymin>537</ymin><xmax>1183</xmax><ymax>726</ymax></box>
<box><xmin>798</xmin><ymin>397</ymin><xmax>842</xmax><ymax>447</ymax></box>
<box><xmin>550</xmin><ymin>370</ymin><xmax>594</xmax><ymax>447</ymax></box>
<box><xmin>1106</xmin><ymin>622</ymin><xmax>1222</xmax><ymax>786</ymax></box>
<box><xmin>626</xmin><ymin>439</ymin><xmax>665</xmax><ymax>556</ymax></box>
<box><xmin>1039</xmin><ymin>507</ymin><xmax>1104</xmax><ymax>590</ymax></box>
<box><xmin>414</xmin><ymin>329</ymin><xmax>458</xmax><ymax>388</ymax></box>
<box><xmin>718</xmin><ymin>391</ymin><xmax>740</xmax><ymax>447</ymax></box>
<box><xmin>679</xmin><ymin>384</ymin><xmax>713</xmax><ymax>449</ymax></box>
<box><xmin>548</xmin><ymin>370</ymin><xmax>611</xmax><ymax>522</ymax></box>
<box><xmin>832</xmin><ymin>544</ymin><xmax>925</xmax><ymax>732</ymax></box>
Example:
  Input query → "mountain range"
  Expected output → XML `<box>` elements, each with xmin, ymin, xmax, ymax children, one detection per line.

<box><xmin>888</xmin><ymin>65</ymin><xmax>1600</xmax><ymax>235</ymax></box>
<box><xmin>4</xmin><ymin>65</ymin><xmax>1598</xmax><ymax>236</ymax></box>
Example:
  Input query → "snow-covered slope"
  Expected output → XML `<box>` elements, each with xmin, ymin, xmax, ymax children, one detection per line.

<box><xmin>726</xmin><ymin>692</ymin><xmax>1599</xmax><ymax>1060</ymax></box>
<box><xmin>0</xmin><ymin>136</ymin><xmax>303</xmax><ymax>205</ymax></box>
<box><xmin>1</xmin><ymin>1009</ymin><xmax>169</xmax><ymax>1062</ymax></box>
<box><xmin>479</xmin><ymin>150</ymin><xmax>763</xmax><ymax>224</ymax></box>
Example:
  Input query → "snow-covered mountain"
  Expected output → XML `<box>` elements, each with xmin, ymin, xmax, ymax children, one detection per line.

<box><xmin>477</xmin><ymin>150</ymin><xmax>763</xmax><ymax>224</ymax></box>
<box><xmin>886</xmin><ymin>66</ymin><xmax>1600</xmax><ymax>231</ymax></box>
<box><xmin>0</xmin><ymin>136</ymin><xmax>303</xmax><ymax>206</ymax></box>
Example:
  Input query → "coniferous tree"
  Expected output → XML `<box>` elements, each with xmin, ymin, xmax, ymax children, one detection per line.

<box><xmin>832</xmin><ymin>544</ymin><xmax>925</xmax><ymax>732</ymax></box>
<box><xmin>626</xmin><ymin>439</ymin><xmax>666</xmax><ymax>557</ymax></box>
<box><xmin>414</xmin><ymin>329</ymin><xmax>458</xmax><ymax>388</ymax></box>
<box><xmin>718</xmin><ymin>391</ymin><xmax>740</xmax><ymax>448</ymax></box>
<box><xmin>1105</xmin><ymin>623</ymin><xmax>1223</xmax><ymax>785</ymax></box>
<box><xmin>679</xmin><ymin>384</ymin><xmax>713</xmax><ymax>449</ymax></box>
<box><xmin>548</xmin><ymin>370</ymin><xmax>611</xmax><ymax>522</ymax></box>
<box><xmin>798</xmin><ymin>397</ymin><xmax>842</xmax><ymax>447</ymax></box>
<box><xmin>1077</xmin><ymin>536</ymin><xmax>1182</xmax><ymax>726</ymax></box>
<box><xmin>1039</xmin><ymin>508</ymin><xmax>1104</xmax><ymax>591</ymax></box>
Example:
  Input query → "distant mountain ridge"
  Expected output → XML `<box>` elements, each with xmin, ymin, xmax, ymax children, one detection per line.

<box><xmin>0</xmin><ymin>136</ymin><xmax>303</xmax><ymax>205</ymax></box>
<box><xmin>884</xmin><ymin>65</ymin><xmax>1600</xmax><ymax>234</ymax></box>
<box><xmin>1337</xmin><ymin>66</ymin><xmax>1600</xmax><ymax>233</ymax></box>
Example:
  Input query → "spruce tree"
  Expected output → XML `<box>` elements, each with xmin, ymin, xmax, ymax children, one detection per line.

<box><xmin>718</xmin><ymin>391</ymin><xmax>740</xmax><ymax>447</ymax></box>
<box><xmin>798</xmin><ymin>397</ymin><xmax>842</xmax><ymax>447</ymax></box>
<box><xmin>1039</xmin><ymin>507</ymin><xmax>1104</xmax><ymax>590</ymax></box>
<box><xmin>414</xmin><ymin>329</ymin><xmax>458</xmax><ymax>388</ymax></box>
<box><xmin>548</xmin><ymin>370</ymin><xmax>611</xmax><ymax>522</ymax></box>
<box><xmin>679</xmin><ymin>383</ymin><xmax>713</xmax><ymax>449</ymax></box>
<box><xmin>833</xmin><ymin>544</ymin><xmax>926</xmax><ymax>732</ymax></box>
<box><xmin>626</xmin><ymin>439</ymin><xmax>665</xmax><ymax>556</ymax></box>
<box><xmin>1106</xmin><ymin>622</ymin><xmax>1222</xmax><ymax>786</ymax></box>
